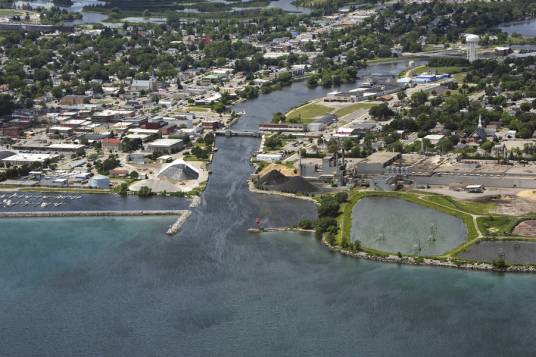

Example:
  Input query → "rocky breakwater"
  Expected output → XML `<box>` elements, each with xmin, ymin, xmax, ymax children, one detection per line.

<box><xmin>0</xmin><ymin>210</ymin><xmax>189</xmax><ymax>218</ymax></box>
<box><xmin>166</xmin><ymin>211</ymin><xmax>192</xmax><ymax>235</ymax></box>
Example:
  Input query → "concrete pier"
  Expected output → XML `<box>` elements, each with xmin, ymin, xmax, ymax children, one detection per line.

<box><xmin>0</xmin><ymin>210</ymin><xmax>189</xmax><ymax>218</ymax></box>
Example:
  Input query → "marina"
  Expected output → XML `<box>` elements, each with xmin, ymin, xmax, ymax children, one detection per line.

<box><xmin>1</xmin><ymin>192</ymin><xmax>82</xmax><ymax>208</ymax></box>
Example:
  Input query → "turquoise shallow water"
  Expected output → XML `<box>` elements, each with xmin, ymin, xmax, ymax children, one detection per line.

<box><xmin>1</xmin><ymin>217</ymin><xmax>176</xmax><ymax>293</ymax></box>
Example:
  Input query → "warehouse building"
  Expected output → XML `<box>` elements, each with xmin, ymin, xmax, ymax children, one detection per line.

<box><xmin>147</xmin><ymin>139</ymin><xmax>184</xmax><ymax>154</ymax></box>
<box><xmin>355</xmin><ymin>151</ymin><xmax>401</xmax><ymax>175</ymax></box>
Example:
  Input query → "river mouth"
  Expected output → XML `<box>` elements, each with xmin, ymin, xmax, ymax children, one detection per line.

<box><xmin>351</xmin><ymin>197</ymin><xmax>467</xmax><ymax>256</ymax></box>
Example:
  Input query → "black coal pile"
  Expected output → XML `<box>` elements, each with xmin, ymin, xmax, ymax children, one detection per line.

<box><xmin>258</xmin><ymin>170</ymin><xmax>318</xmax><ymax>194</ymax></box>
<box><xmin>258</xmin><ymin>170</ymin><xmax>288</xmax><ymax>186</ymax></box>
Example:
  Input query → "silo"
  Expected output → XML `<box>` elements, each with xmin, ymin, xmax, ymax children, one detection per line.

<box><xmin>88</xmin><ymin>175</ymin><xmax>110</xmax><ymax>189</ymax></box>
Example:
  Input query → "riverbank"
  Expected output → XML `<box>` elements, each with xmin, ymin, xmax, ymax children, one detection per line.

<box><xmin>320</xmin><ymin>235</ymin><xmax>536</xmax><ymax>274</ymax></box>
<box><xmin>248</xmin><ymin>180</ymin><xmax>317</xmax><ymax>202</ymax></box>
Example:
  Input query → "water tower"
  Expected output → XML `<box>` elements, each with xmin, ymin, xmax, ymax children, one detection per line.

<box><xmin>466</xmin><ymin>34</ymin><xmax>479</xmax><ymax>63</ymax></box>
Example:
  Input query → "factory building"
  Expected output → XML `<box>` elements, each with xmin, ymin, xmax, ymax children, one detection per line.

<box><xmin>355</xmin><ymin>152</ymin><xmax>401</xmax><ymax>175</ymax></box>
<box><xmin>146</xmin><ymin>139</ymin><xmax>184</xmax><ymax>154</ymax></box>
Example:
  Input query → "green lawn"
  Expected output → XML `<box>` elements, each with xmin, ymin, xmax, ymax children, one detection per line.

<box><xmin>185</xmin><ymin>106</ymin><xmax>210</xmax><ymax>112</ymax></box>
<box><xmin>0</xmin><ymin>9</ymin><xmax>30</xmax><ymax>16</ymax></box>
<box><xmin>422</xmin><ymin>194</ymin><xmax>495</xmax><ymax>215</ymax></box>
<box><xmin>400</xmin><ymin>65</ymin><xmax>464</xmax><ymax>78</ymax></box>
<box><xmin>286</xmin><ymin>103</ymin><xmax>333</xmax><ymax>123</ymax></box>
<box><xmin>477</xmin><ymin>216</ymin><xmax>521</xmax><ymax>236</ymax></box>
<box><xmin>334</xmin><ymin>102</ymin><xmax>376</xmax><ymax>117</ymax></box>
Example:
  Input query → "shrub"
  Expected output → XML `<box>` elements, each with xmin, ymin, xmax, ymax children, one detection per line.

<box><xmin>297</xmin><ymin>218</ymin><xmax>314</xmax><ymax>230</ymax></box>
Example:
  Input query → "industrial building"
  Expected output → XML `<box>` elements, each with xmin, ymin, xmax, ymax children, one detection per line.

<box><xmin>355</xmin><ymin>152</ymin><xmax>401</xmax><ymax>175</ymax></box>
<box><xmin>146</xmin><ymin>139</ymin><xmax>185</xmax><ymax>154</ymax></box>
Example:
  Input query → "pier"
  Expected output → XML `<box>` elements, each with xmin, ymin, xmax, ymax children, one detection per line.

<box><xmin>166</xmin><ymin>211</ymin><xmax>192</xmax><ymax>235</ymax></box>
<box><xmin>0</xmin><ymin>210</ymin><xmax>189</xmax><ymax>218</ymax></box>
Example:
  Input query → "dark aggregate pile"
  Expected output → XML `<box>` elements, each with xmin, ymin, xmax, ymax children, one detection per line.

<box><xmin>258</xmin><ymin>170</ymin><xmax>318</xmax><ymax>194</ymax></box>
<box><xmin>258</xmin><ymin>170</ymin><xmax>288</xmax><ymax>186</ymax></box>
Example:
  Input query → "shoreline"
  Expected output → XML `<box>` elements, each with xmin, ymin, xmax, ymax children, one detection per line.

<box><xmin>320</xmin><ymin>236</ymin><xmax>536</xmax><ymax>274</ymax></box>
<box><xmin>247</xmin><ymin>180</ymin><xmax>317</xmax><ymax>202</ymax></box>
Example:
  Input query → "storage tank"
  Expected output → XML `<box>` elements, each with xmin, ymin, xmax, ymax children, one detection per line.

<box><xmin>88</xmin><ymin>174</ymin><xmax>110</xmax><ymax>189</ymax></box>
<box><xmin>465</xmin><ymin>34</ymin><xmax>479</xmax><ymax>63</ymax></box>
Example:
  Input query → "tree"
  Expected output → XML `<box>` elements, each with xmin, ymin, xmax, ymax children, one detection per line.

<box><xmin>265</xmin><ymin>135</ymin><xmax>283</xmax><ymax>150</ymax></box>
<box><xmin>297</xmin><ymin>219</ymin><xmax>314</xmax><ymax>230</ymax></box>
<box><xmin>318</xmin><ymin>195</ymin><xmax>341</xmax><ymax>217</ymax></box>
<box><xmin>272</xmin><ymin>112</ymin><xmax>286</xmax><ymax>123</ymax></box>
<box><xmin>122</xmin><ymin>138</ymin><xmax>142</xmax><ymax>152</ymax></box>
<box><xmin>411</xmin><ymin>91</ymin><xmax>428</xmax><ymax>107</ymax></box>
<box><xmin>138</xmin><ymin>186</ymin><xmax>153</xmax><ymax>197</ymax></box>
<box><xmin>0</xmin><ymin>94</ymin><xmax>15</xmax><ymax>116</ymax></box>
<box><xmin>203</xmin><ymin>132</ymin><xmax>215</xmax><ymax>146</ymax></box>
<box><xmin>316</xmin><ymin>216</ymin><xmax>338</xmax><ymax>235</ymax></box>
<box><xmin>369</xmin><ymin>103</ymin><xmax>394</xmax><ymax>120</ymax></box>
<box><xmin>130</xmin><ymin>171</ymin><xmax>139</xmax><ymax>179</ymax></box>
<box><xmin>118</xmin><ymin>182</ymin><xmax>128</xmax><ymax>195</ymax></box>
<box><xmin>335</xmin><ymin>192</ymin><xmax>348</xmax><ymax>203</ymax></box>
<box><xmin>327</xmin><ymin>138</ymin><xmax>338</xmax><ymax>153</ymax></box>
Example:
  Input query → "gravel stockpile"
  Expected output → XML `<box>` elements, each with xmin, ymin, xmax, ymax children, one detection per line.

<box><xmin>258</xmin><ymin>170</ymin><xmax>318</xmax><ymax>194</ymax></box>
<box><xmin>273</xmin><ymin>176</ymin><xmax>318</xmax><ymax>193</ymax></box>
<box><xmin>258</xmin><ymin>170</ymin><xmax>289</xmax><ymax>186</ymax></box>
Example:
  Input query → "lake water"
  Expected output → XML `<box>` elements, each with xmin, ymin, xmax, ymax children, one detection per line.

<box><xmin>500</xmin><ymin>18</ymin><xmax>536</xmax><ymax>37</ymax></box>
<box><xmin>351</xmin><ymin>197</ymin><xmax>467</xmax><ymax>256</ymax></box>
<box><xmin>7</xmin><ymin>60</ymin><xmax>536</xmax><ymax>356</ymax></box>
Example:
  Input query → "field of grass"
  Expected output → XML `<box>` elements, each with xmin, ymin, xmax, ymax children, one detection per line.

<box><xmin>401</xmin><ymin>65</ymin><xmax>464</xmax><ymax>78</ymax></box>
<box><xmin>421</xmin><ymin>194</ymin><xmax>495</xmax><ymax>215</ymax></box>
<box><xmin>185</xmin><ymin>106</ymin><xmax>210</xmax><ymax>112</ymax></box>
<box><xmin>0</xmin><ymin>9</ymin><xmax>31</xmax><ymax>16</ymax></box>
<box><xmin>477</xmin><ymin>216</ymin><xmax>521</xmax><ymax>236</ymax></box>
<box><xmin>334</xmin><ymin>102</ymin><xmax>375</xmax><ymax>117</ymax></box>
<box><xmin>286</xmin><ymin>103</ymin><xmax>333</xmax><ymax>123</ymax></box>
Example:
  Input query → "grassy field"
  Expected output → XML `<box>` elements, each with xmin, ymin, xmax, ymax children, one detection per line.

<box><xmin>334</xmin><ymin>102</ymin><xmax>375</xmax><ymax>117</ymax></box>
<box><xmin>0</xmin><ymin>9</ymin><xmax>31</xmax><ymax>16</ymax></box>
<box><xmin>286</xmin><ymin>103</ymin><xmax>333</xmax><ymax>123</ymax></box>
<box><xmin>400</xmin><ymin>65</ymin><xmax>464</xmax><ymax>78</ymax></box>
<box><xmin>421</xmin><ymin>194</ymin><xmax>495</xmax><ymax>215</ymax></box>
<box><xmin>477</xmin><ymin>216</ymin><xmax>522</xmax><ymax>236</ymax></box>
<box><xmin>185</xmin><ymin>106</ymin><xmax>210</xmax><ymax>112</ymax></box>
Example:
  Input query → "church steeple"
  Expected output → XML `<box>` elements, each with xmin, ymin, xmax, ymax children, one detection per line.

<box><xmin>478</xmin><ymin>115</ymin><xmax>483</xmax><ymax>129</ymax></box>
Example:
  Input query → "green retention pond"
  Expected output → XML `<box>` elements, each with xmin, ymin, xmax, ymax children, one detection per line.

<box><xmin>350</xmin><ymin>196</ymin><xmax>468</xmax><ymax>256</ymax></box>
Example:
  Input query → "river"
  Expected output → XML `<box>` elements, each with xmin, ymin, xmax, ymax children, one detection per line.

<box><xmin>3</xmin><ymin>60</ymin><xmax>536</xmax><ymax>356</ymax></box>
<box><xmin>500</xmin><ymin>18</ymin><xmax>536</xmax><ymax>37</ymax></box>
